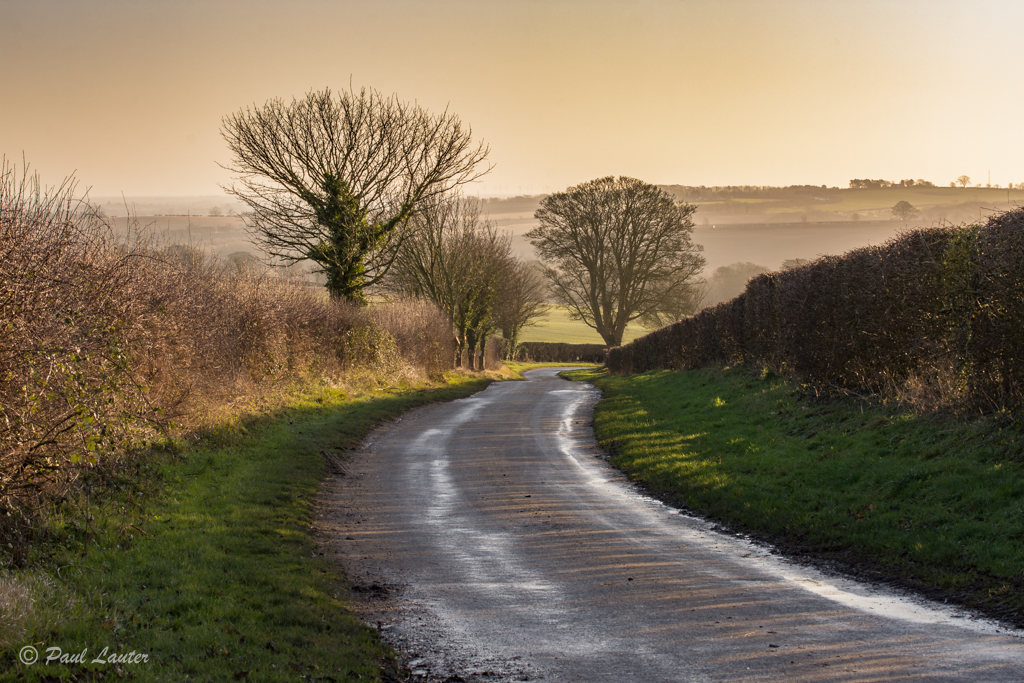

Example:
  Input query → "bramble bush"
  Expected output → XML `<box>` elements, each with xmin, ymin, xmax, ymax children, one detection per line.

<box><xmin>0</xmin><ymin>162</ymin><xmax>453</xmax><ymax>541</ymax></box>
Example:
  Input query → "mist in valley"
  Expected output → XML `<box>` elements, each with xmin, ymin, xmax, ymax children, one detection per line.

<box><xmin>96</xmin><ymin>181</ymin><xmax>1024</xmax><ymax>314</ymax></box>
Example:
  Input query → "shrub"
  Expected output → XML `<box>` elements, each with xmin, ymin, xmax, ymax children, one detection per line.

<box><xmin>366</xmin><ymin>299</ymin><xmax>455</xmax><ymax>378</ymax></box>
<box><xmin>608</xmin><ymin>208</ymin><xmax>1024</xmax><ymax>414</ymax></box>
<box><xmin>0</xmin><ymin>162</ymin><xmax>455</xmax><ymax>536</ymax></box>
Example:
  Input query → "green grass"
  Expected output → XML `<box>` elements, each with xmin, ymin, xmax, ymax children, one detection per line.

<box><xmin>502</xmin><ymin>361</ymin><xmax>599</xmax><ymax>379</ymax></box>
<box><xmin>564</xmin><ymin>365</ymin><xmax>1024</xmax><ymax>624</ymax></box>
<box><xmin>2</xmin><ymin>374</ymin><xmax>492</xmax><ymax>681</ymax></box>
<box><xmin>520</xmin><ymin>305</ymin><xmax>648</xmax><ymax>345</ymax></box>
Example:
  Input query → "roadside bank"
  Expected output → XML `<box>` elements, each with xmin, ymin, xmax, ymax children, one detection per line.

<box><xmin>1</xmin><ymin>374</ymin><xmax>492</xmax><ymax>682</ymax></box>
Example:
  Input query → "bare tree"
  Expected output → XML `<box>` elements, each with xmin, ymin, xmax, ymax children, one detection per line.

<box><xmin>957</xmin><ymin>175</ymin><xmax>971</xmax><ymax>189</ymax></box>
<box><xmin>526</xmin><ymin>176</ymin><xmax>705</xmax><ymax>347</ymax></box>
<box><xmin>386</xmin><ymin>194</ymin><xmax>510</xmax><ymax>369</ymax></box>
<box><xmin>491</xmin><ymin>259</ymin><xmax>548</xmax><ymax>360</ymax></box>
<box><xmin>220</xmin><ymin>86</ymin><xmax>491</xmax><ymax>304</ymax></box>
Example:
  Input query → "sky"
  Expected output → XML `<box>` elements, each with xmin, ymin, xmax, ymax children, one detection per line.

<box><xmin>2</xmin><ymin>0</ymin><xmax>1022</xmax><ymax>198</ymax></box>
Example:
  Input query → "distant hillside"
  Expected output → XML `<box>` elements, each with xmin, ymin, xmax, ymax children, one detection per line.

<box><xmin>658</xmin><ymin>184</ymin><xmax>1024</xmax><ymax>225</ymax></box>
<box><xmin>479</xmin><ymin>195</ymin><xmax>546</xmax><ymax>214</ymax></box>
<box><xmin>89</xmin><ymin>195</ymin><xmax>246</xmax><ymax>217</ymax></box>
<box><xmin>475</xmin><ymin>185</ymin><xmax>1023</xmax><ymax>227</ymax></box>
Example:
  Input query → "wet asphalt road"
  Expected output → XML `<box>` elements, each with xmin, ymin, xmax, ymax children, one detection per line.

<box><xmin>321</xmin><ymin>368</ymin><xmax>1024</xmax><ymax>682</ymax></box>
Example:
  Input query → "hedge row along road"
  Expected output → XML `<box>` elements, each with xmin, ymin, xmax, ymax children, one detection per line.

<box><xmin>322</xmin><ymin>368</ymin><xmax>1024</xmax><ymax>682</ymax></box>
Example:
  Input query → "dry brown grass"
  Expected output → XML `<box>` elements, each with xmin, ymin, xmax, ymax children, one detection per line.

<box><xmin>365</xmin><ymin>298</ymin><xmax>455</xmax><ymax>377</ymax></box>
<box><xmin>0</xmin><ymin>161</ymin><xmax>455</xmax><ymax>542</ymax></box>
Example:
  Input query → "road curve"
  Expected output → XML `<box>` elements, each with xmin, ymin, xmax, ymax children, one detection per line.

<box><xmin>320</xmin><ymin>368</ymin><xmax>1024</xmax><ymax>682</ymax></box>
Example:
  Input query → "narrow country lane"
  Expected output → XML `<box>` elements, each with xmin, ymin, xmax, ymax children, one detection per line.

<box><xmin>320</xmin><ymin>368</ymin><xmax>1024</xmax><ymax>682</ymax></box>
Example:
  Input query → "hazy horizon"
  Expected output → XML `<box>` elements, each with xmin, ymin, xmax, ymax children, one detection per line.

<box><xmin>3</xmin><ymin>0</ymin><xmax>1022</xmax><ymax>199</ymax></box>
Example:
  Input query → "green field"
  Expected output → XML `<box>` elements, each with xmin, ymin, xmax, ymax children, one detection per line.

<box><xmin>695</xmin><ymin>186</ymin><xmax>1024</xmax><ymax>221</ymax></box>
<box><xmin>565</xmin><ymin>365</ymin><xmax>1024</xmax><ymax>626</ymax></box>
<box><xmin>519</xmin><ymin>305</ymin><xmax>648</xmax><ymax>345</ymax></box>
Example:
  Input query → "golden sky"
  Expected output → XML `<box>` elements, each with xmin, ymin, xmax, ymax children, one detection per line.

<box><xmin>2</xmin><ymin>0</ymin><xmax>1021</xmax><ymax>197</ymax></box>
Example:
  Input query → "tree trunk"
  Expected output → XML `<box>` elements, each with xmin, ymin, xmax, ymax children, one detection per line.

<box><xmin>502</xmin><ymin>330</ymin><xmax>520</xmax><ymax>361</ymax></box>
<box><xmin>322</xmin><ymin>257</ymin><xmax>368</xmax><ymax>305</ymax></box>
<box><xmin>465</xmin><ymin>326</ymin><xmax>479</xmax><ymax>371</ymax></box>
<box><xmin>453</xmin><ymin>333</ymin><xmax>465</xmax><ymax>368</ymax></box>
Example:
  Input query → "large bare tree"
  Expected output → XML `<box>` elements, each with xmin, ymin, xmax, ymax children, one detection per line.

<box><xmin>220</xmin><ymin>87</ymin><xmax>490</xmax><ymax>304</ymax></box>
<box><xmin>526</xmin><ymin>176</ymin><xmax>705</xmax><ymax>347</ymax></box>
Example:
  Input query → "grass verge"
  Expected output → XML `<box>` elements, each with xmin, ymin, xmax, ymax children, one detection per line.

<box><xmin>563</xmin><ymin>365</ymin><xmax>1024</xmax><ymax>627</ymax></box>
<box><xmin>502</xmin><ymin>361</ymin><xmax>599</xmax><ymax>380</ymax></box>
<box><xmin>1</xmin><ymin>373</ymin><xmax>492</xmax><ymax>681</ymax></box>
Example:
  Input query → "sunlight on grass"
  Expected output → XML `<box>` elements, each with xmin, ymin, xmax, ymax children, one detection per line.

<box><xmin>564</xmin><ymin>365</ymin><xmax>1024</xmax><ymax>624</ymax></box>
<box><xmin>520</xmin><ymin>305</ymin><xmax>648</xmax><ymax>344</ymax></box>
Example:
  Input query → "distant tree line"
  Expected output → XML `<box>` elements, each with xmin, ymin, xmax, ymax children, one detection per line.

<box><xmin>659</xmin><ymin>185</ymin><xmax>838</xmax><ymax>201</ymax></box>
<box><xmin>478</xmin><ymin>195</ymin><xmax>548</xmax><ymax>213</ymax></box>
<box><xmin>848</xmin><ymin>179</ymin><xmax>937</xmax><ymax>189</ymax></box>
<box><xmin>664</xmin><ymin>179</ymin><xmax>952</xmax><ymax>198</ymax></box>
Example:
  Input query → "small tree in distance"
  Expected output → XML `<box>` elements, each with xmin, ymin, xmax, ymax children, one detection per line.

<box><xmin>891</xmin><ymin>200</ymin><xmax>920</xmax><ymax>226</ymax></box>
<box><xmin>702</xmin><ymin>262</ymin><xmax>768</xmax><ymax>308</ymax></box>
<box><xmin>527</xmin><ymin>176</ymin><xmax>705</xmax><ymax>347</ymax></box>
<box><xmin>220</xmin><ymin>86</ymin><xmax>490</xmax><ymax>304</ymax></box>
<box><xmin>957</xmin><ymin>175</ymin><xmax>971</xmax><ymax>189</ymax></box>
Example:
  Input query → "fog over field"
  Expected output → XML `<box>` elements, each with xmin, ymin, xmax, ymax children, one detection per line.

<box><xmin>95</xmin><ymin>183</ymin><xmax>1024</xmax><ymax>283</ymax></box>
<box><xmin>90</xmin><ymin>202</ymin><xmax>906</xmax><ymax>276</ymax></box>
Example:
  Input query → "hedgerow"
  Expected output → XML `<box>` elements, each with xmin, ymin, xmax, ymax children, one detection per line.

<box><xmin>608</xmin><ymin>208</ymin><xmax>1024</xmax><ymax>414</ymax></box>
<box><xmin>0</xmin><ymin>162</ymin><xmax>453</xmax><ymax>545</ymax></box>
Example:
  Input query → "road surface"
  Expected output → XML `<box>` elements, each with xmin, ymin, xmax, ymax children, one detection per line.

<box><xmin>320</xmin><ymin>368</ymin><xmax>1024</xmax><ymax>682</ymax></box>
